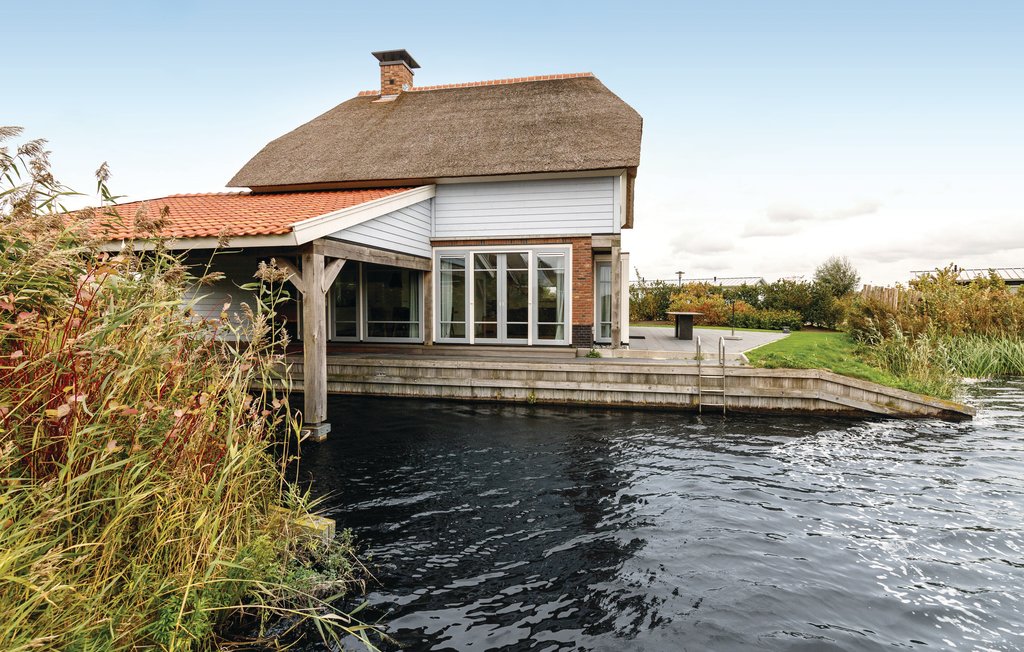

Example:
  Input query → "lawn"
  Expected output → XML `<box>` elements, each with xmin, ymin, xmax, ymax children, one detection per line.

<box><xmin>745</xmin><ymin>331</ymin><xmax>934</xmax><ymax>395</ymax></box>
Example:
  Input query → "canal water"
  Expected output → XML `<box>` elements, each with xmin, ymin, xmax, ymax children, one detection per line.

<box><xmin>298</xmin><ymin>381</ymin><xmax>1024</xmax><ymax>651</ymax></box>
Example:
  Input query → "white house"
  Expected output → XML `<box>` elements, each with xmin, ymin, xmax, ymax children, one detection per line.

<box><xmin>97</xmin><ymin>50</ymin><xmax>643</xmax><ymax>434</ymax></box>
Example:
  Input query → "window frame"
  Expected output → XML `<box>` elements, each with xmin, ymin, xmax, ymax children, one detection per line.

<box><xmin>432</xmin><ymin>244</ymin><xmax>573</xmax><ymax>346</ymax></box>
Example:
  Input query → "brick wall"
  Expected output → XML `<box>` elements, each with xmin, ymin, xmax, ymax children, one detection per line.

<box><xmin>570</xmin><ymin>238</ymin><xmax>593</xmax><ymax>347</ymax></box>
<box><xmin>433</xmin><ymin>236</ymin><xmax>594</xmax><ymax>346</ymax></box>
<box><xmin>380</xmin><ymin>63</ymin><xmax>414</xmax><ymax>94</ymax></box>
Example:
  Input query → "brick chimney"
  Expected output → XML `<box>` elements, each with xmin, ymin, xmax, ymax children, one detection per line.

<box><xmin>372</xmin><ymin>49</ymin><xmax>420</xmax><ymax>96</ymax></box>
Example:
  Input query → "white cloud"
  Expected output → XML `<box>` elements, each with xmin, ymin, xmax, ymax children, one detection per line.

<box><xmin>742</xmin><ymin>199</ymin><xmax>882</xmax><ymax>237</ymax></box>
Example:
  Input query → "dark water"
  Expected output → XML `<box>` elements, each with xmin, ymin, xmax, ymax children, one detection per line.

<box><xmin>298</xmin><ymin>381</ymin><xmax>1024</xmax><ymax>651</ymax></box>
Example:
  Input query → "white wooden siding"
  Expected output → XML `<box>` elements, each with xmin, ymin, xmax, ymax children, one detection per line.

<box><xmin>184</xmin><ymin>253</ymin><xmax>264</xmax><ymax>333</ymax></box>
<box><xmin>328</xmin><ymin>199</ymin><xmax>432</xmax><ymax>257</ymax></box>
<box><xmin>433</xmin><ymin>177</ymin><xmax>617</xmax><ymax>238</ymax></box>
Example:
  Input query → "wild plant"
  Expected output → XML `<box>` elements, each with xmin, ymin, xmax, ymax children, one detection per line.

<box><xmin>0</xmin><ymin>127</ymin><xmax>380</xmax><ymax>650</ymax></box>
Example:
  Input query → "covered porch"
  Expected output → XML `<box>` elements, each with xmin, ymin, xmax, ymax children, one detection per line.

<box><xmin>269</xmin><ymin>238</ymin><xmax>432</xmax><ymax>439</ymax></box>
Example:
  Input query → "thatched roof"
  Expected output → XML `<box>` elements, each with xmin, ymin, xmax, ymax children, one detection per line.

<box><xmin>228</xmin><ymin>74</ymin><xmax>642</xmax><ymax>190</ymax></box>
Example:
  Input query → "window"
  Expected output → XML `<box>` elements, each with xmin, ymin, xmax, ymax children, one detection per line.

<box><xmin>473</xmin><ymin>253</ymin><xmax>499</xmax><ymax>339</ymax></box>
<box><xmin>596</xmin><ymin>260</ymin><xmax>612</xmax><ymax>342</ymax></box>
<box><xmin>536</xmin><ymin>254</ymin><xmax>566</xmax><ymax>341</ymax></box>
<box><xmin>364</xmin><ymin>265</ymin><xmax>420</xmax><ymax>339</ymax></box>
<box><xmin>434</xmin><ymin>245</ymin><xmax>571</xmax><ymax>345</ymax></box>
<box><xmin>332</xmin><ymin>263</ymin><xmax>359</xmax><ymax>339</ymax></box>
<box><xmin>439</xmin><ymin>256</ymin><xmax>467</xmax><ymax>339</ymax></box>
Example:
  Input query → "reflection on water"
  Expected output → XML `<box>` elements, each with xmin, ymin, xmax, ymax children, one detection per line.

<box><xmin>296</xmin><ymin>380</ymin><xmax>1024</xmax><ymax>651</ymax></box>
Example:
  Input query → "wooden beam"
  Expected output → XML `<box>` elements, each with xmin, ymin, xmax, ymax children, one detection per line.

<box><xmin>301</xmin><ymin>253</ymin><xmax>328</xmax><ymax>426</ymax></box>
<box><xmin>591</xmin><ymin>235</ymin><xmax>615</xmax><ymax>249</ymax></box>
<box><xmin>275</xmin><ymin>257</ymin><xmax>306</xmax><ymax>296</ymax></box>
<box><xmin>611</xmin><ymin>244</ymin><xmax>622</xmax><ymax>349</ymax></box>
<box><xmin>310</xmin><ymin>238</ymin><xmax>431</xmax><ymax>271</ymax></box>
<box><xmin>323</xmin><ymin>258</ymin><xmax>346</xmax><ymax>294</ymax></box>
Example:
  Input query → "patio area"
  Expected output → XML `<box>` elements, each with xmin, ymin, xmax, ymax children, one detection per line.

<box><xmin>626</xmin><ymin>326</ymin><xmax>789</xmax><ymax>355</ymax></box>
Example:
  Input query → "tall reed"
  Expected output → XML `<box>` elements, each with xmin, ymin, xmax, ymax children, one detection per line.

<box><xmin>0</xmin><ymin>127</ymin><xmax>377</xmax><ymax>650</ymax></box>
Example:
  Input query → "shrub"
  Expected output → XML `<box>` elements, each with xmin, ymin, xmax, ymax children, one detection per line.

<box><xmin>849</xmin><ymin>266</ymin><xmax>1024</xmax><ymax>342</ymax></box>
<box><xmin>731</xmin><ymin>308</ymin><xmax>803</xmax><ymax>331</ymax></box>
<box><xmin>629</xmin><ymin>271</ymin><xmax>676</xmax><ymax>321</ymax></box>
<box><xmin>668</xmin><ymin>283</ymin><xmax>748</xmax><ymax>325</ymax></box>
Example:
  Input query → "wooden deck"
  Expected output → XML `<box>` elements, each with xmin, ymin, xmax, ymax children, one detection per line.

<box><xmin>278</xmin><ymin>346</ymin><xmax>975</xmax><ymax>420</ymax></box>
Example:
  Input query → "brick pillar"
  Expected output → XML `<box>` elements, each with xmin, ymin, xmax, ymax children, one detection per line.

<box><xmin>571</xmin><ymin>238</ymin><xmax>594</xmax><ymax>347</ymax></box>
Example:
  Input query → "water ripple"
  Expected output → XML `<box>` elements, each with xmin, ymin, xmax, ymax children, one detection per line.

<box><xmin>295</xmin><ymin>379</ymin><xmax>1024</xmax><ymax>651</ymax></box>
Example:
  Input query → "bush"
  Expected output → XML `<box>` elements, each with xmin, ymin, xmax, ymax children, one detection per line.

<box><xmin>849</xmin><ymin>266</ymin><xmax>1024</xmax><ymax>342</ymax></box>
<box><xmin>731</xmin><ymin>309</ymin><xmax>803</xmax><ymax>331</ymax></box>
<box><xmin>668</xmin><ymin>282</ymin><xmax>748</xmax><ymax>325</ymax></box>
<box><xmin>666</xmin><ymin>283</ymin><xmax>800</xmax><ymax>330</ymax></box>
<box><xmin>629</xmin><ymin>271</ymin><xmax>677</xmax><ymax>322</ymax></box>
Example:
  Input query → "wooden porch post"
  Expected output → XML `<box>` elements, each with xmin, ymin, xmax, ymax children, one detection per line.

<box><xmin>300</xmin><ymin>253</ymin><xmax>329</xmax><ymax>439</ymax></box>
<box><xmin>611</xmin><ymin>238</ymin><xmax>622</xmax><ymax>349</ymax></box>
<box><xmin>278</xmin><ymin>253</ymin><xmax>345</xmax><ymax>442</ymax></box>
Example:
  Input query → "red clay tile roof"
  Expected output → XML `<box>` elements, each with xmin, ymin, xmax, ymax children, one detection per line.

<box><xmin>93</xmin><ymin>188</ymin><xmax>413</xmax><ymax>240</ymax></box>
<box><xmin>355</xmin><ymin>72</ymin><xmax>594</xmax><ymax>96</ymax></box>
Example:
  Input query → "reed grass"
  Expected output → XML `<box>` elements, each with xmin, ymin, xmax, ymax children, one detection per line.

<box><xmin>0</xmin><ymin>127</ymin><xmax>378</xmax><ymax>650</ymax></box>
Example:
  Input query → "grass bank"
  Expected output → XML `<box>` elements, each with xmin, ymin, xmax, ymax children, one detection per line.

<box><xmin>746</xmin><ymin>331</ymin><xmax>958</xmax><ymax>399</ymax></box>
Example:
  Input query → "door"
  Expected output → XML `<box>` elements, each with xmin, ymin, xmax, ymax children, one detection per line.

<box><xmin>473</xmin><ymin>252</ymin><xmax>530</xmax><ymax>344</ymax></box>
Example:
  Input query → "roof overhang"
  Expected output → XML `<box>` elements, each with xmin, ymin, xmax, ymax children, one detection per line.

<box><xmin>241</xmin><ymin>167</ymin><xmax>633</xmax><ymax>193</ymax></box>
<box><xmin>100</xmin><ymin>185</ymin><xmax>435</xmax><ymax>252</ymax></box>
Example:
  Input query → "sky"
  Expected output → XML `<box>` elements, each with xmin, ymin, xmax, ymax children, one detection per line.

<box><xmin>7</xmin><ymin>1</ymin><xmax>1023</xmax><ymax>286</ymax></box>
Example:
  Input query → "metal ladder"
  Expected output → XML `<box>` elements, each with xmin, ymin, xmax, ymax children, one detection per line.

<box><xmin>696</xmin><ymin>336</ymin><xmax>727</xmax><ymax>414</ymax></box>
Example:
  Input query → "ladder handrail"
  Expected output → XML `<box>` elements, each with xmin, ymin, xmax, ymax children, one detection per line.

<box><xmin>696</xmin><ymin>336</ymin><xmax>702</xmax><ymax>414</ymax></box>
<box><xmin>718</xmin><ymin>336</ymin><xmax>727</xmax><ymax>415</ymax></box>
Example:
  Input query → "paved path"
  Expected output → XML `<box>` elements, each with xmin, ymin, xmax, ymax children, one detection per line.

<box><xmin>627</xmin><ymin>326</ymin><xmax>789</xmax><ymax>355</ymax></box>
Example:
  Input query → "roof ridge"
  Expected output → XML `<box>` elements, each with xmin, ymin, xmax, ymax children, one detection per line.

<box><xmin>356</xmin><ymin>72</ymin><xmax>594</xmax><ymax>97</ymax></box>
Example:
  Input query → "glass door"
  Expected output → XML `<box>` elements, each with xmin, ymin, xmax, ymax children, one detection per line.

<box><xmin>473</xmin><ymin>252</ymin><xmax>529</xmax><ymax>344</ymax></box>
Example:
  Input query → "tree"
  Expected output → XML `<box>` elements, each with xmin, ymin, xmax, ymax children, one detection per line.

<box><xmin>814</xmin><ymin>256</ymin><xmax>860</xmax><ymax>297</ymax></box>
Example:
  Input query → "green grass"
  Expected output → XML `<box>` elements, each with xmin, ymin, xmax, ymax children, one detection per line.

<box><xmin>746</xmin><ymin>331</ymin><xmax>951</xmax><ymax>398</ymax></box>
<box><xmin>630</xmin><ymin>321</ymin><xmax>780</xmax><ymax>333</ymax></box>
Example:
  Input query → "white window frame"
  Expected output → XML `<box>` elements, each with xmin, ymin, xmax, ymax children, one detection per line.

<box><xmin>594</xmin><ymin>255</ymin><xmax>612</xmax><ymax>344</ymax></box>
<box><xmin>432</xmin><ymin>244</ymin><xmax>572</xmax><ymax>346</ymax></box>
<box><xmin>326</xmin><ymin>262</ymin><xmax>424</xmax><ymax>344</ymax></box>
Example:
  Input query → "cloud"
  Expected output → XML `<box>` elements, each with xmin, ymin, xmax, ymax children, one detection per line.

<box><xmin>741</xmin><ymin>221</ymin><xmax>802</xmax><ymax>237</ymax></box>
<box><xmin>767</xmin><ymin>200</ymin><xmax>881</xmax><ymax>224</ymax></box>
<box><xmin>670</xmin><ymin>230</ymin><xmax>736</xmax><ymax>255</ymax></box>
<box><xmin>741</xmin><ymin>199</ymin><xmax>882</xmax><ymax>238</ymax></box>
<box><xmin>852</xmin><ymin>218</ymin><xmax>1024</xmax><ymax>264</ymax></box>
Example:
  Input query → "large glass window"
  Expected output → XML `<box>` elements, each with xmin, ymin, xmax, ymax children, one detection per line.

<box><xmin>435</xmin><ymin>247</ymin><xmax>571</xmax><ymax>345</ymax></box>
<box><xmin>332</xmin><ymin>263</ymin><xmax>359</xmax><ymax>339</ymax></box>
<box><xmin>439</xmin><ymin>256</ymin><xmax>467</xmax><ymax>339</ymax></box>
<box><xmin>364</xmin><ymin>265</ymin><xmax>420</xmax><ymax>339</ymax></box>
<box><xmin>506</xmin><ymin>253</ymin><xmax>529</xmax><ymax>341</ymax></box>
<box><xmin>473</xmin><ymin>253</ymin><xmax>498</xmax><ymax>339</ymax></box>
<box><xmin>537</xmin><ymin>254</ymin><xmax>566</xmax><ymax>341</ymax></box>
